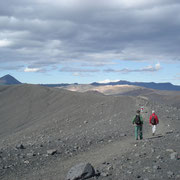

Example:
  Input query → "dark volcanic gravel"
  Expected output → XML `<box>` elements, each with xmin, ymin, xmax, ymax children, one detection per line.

<box><xmin>0</xmin><ymin>84</ymin><xmax>179</xmax><ymax>180</ymax></box>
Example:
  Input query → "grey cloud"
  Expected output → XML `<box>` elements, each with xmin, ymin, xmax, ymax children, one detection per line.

<box><xmin>104</xmin><ymin>64</ymin><xmax>161</xmax><ymax>73</ymax></box>
<box><xmin>60</xmin><ymin>67</ymin><xmax>100</xmax><ymax>73</ymax></box>
<box><xmin>0</xmin><ymin>0</ymin><xmax>180</xmax><ymax>71</ymax></box>
<box><xmin>28</xmin><ymin>61</ymin><xmax>59</xmax><ymax>68</ymax></box>
<box><xmin>81</xmin><ymin>61</ymin><xmax>117</xmax><ymax>67</ymax></box>
<box><xmin>0</xmin><ymin>65</ymin><xmax>24</xmax><ymax>70</ymax></box>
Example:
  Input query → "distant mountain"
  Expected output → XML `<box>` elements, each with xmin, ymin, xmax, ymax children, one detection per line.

<box><xmin>91</xmin><ymin>80</ymin><xmax>180</xmax><ymax>91</ymax></box>
<box><xmin>0</xmin><ymin>74</ymin><xmax>22</xmax><ymax>85</ymax></box>
<box><xmin>1</xmin><ymin>74</ymin><xmax>180</xmax><ymax>91</ymax></box>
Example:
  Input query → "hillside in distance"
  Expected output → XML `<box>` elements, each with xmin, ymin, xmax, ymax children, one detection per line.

<box><xmin>0</xmin><ymin>74</ymin><xmax>21</xmax><ymax>85</ymax></box>
<box><xmin>1</xmin><ymin>74</ymin><xmax>180</xmax><ymax>91</ymax></box>
<box><xmin>62</xmin><ymin>84</ymin><xmax>180</xmax><ymax>108</ymax></box>
<box><xmin>91</xmin><ymin>80</ymin><xmax>180</xmax><ymax>91</ymax></box>
<box><xmin>61</xmin><ymin>84</ymin><xmax>147</xmax><ymax>95</ymax></box>
<box><xmin>0</xmin><ymin>84</ymin><xmax>180</xmax><ymax>179</ymax></box>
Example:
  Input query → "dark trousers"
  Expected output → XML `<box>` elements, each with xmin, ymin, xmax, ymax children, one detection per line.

<box><xmin>135</xmin><ymin>125</ymin><xmax>143</xmax><ymax>140</ymax></box>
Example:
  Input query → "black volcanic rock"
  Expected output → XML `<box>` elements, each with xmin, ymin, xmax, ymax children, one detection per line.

<box><xmin>66</xmin><ymin>163</ymin><xmax>95</xmax><ymax>180</ymax></box>
<box><xmin>0</xmin><ymin>74</ymin><xmax>21</xmax><ymax>85</ymax></box>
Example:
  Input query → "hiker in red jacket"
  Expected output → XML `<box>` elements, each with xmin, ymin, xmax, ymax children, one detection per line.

<box><xmin>149</xmin><ymin>110</ymin><xmax>159</xmax><ymax>136</ymax></box>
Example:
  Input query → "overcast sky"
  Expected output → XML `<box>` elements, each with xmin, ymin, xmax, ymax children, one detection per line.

<box><xmin>0</xmin><ymin>0</ymin><xmax>180</xmax><ymax>84</ymax></box>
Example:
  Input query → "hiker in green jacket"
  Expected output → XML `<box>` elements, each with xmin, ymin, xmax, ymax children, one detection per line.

<box><xmin>132</xmin><ymin>110</ymin><xmax>143</xmax><ymax>140</ymax></box>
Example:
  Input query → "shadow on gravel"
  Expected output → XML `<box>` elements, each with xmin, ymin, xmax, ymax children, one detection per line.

<box><xmin>146</xmin><ymin>134</ymin><xmax>164</xmax><ymax>140</ymax></box>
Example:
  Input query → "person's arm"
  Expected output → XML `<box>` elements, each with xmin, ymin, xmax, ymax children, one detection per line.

<box><xmin>132</xmin><ymin>116</ymin><xmax>135</xmax><ymax>124</ymax></box>
<box><xmin>140</xmin><ymin>115</ymin><xmax>143</xmax><ymax>124</ymax></box>
<box><xmin>156</xmin><ymin>115</ymin><xmax>159</xmax><ymax>124</ymax></box>
<box><xmin>149</xmin><ymin>115</ymin><xmax>152</xmax><ymax>125</ymax></box>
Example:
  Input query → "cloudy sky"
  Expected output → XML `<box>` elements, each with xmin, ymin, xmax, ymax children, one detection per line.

<box><xmin>0</xmin><ymin>0</ymin><xmax>180</xmax><ymax>85</ymax></box>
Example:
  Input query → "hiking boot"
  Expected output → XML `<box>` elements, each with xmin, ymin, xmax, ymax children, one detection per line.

<box><xmin>152</xmin><ymin>133</ymin><xmax>155</xmax><ymax>136</ymax></box>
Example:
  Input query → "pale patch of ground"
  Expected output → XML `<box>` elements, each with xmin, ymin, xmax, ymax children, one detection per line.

<box><xmin>61</xmin><ymin>84</ymin><xmax>143</xmax><ymax>95</ymax></box>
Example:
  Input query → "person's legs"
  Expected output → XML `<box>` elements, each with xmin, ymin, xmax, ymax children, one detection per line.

<box><xmin>152</xmin><ymin>125</ymin><xmax>156</xmax><ymax>135</ymax></box>
<box><xmin>135</xmin><ymin>126</ymin><xmax>138</xmax><ymax>140</ymax></box>
<box><xmin>139</xmin><ymin>125</ymin><xmax>143</xmax><ymax>139</ymax></box>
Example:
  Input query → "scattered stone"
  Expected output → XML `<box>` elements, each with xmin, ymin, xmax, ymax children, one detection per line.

<box><xmin>177</xmin><ymin>155</ymin><xmax>180</xmax><ymax>160</ymax></box>
<box><xmin>135</xmin><ymin>153</ymin><xmax>140</xmax><ymax>157</ymax></box>
<box><xmin>47</xmin><ymin>149</ymin><xmax>57</xmax><ymax>155</ymax></box>
<box><xmin>99</xmin><ymin>139</ymin><xmax>104</xmax><ymax>143</ymax></box>
<box><xmin>156</xmin><ymin>155</ymin><xmax>163</xmax><ymax>160</ymax></box>
<box><xmin>167</xmin><ymin>171</ymin><xmax>174</xmax><ymax>178</ymax></box>
<box><xmin>166</xmin><ymin>131</ymin><xmax>173</xmax><ymax>134</ymax></box>
<box><xmin>24</xmin><ymin>160</ymin><xmax>30</xmax><ymax>164</ymax></box>
<box><xmin>16</xmin><ymin>144</ymin><xmax>25</xmax><ymax>150</ymax></box>
<box><xmin>143</xmin><ymin>167</ymin><xmax>151</xmax><ymax>173</ymax></box>
<box><xmin>127</xmin><ymin>170</ymin><xmax>132</xmax><ymax>174</ymax></box>
<box><xmin>19</xmin><ymin>154</ymin><xmax>25</xmax><ymax>159</ymax></box>
<box><xmin>93</xmin><ymin>170</ymin><xmax>100</xmax><ymax>177</ymax></box>
<box><xmin>151</xmin><ymin>148</ymin><xmax>155</xmax><ymax>153</ymax></box>
<box><xmin>66</xmin><ymin>163</ymin><xmax>95</xmax><ymax>180</ymax></box>
<box><xmin>87</xmin><ymin>141</ymin><xmax>92</xmax><ymax>145</ymax></box>
<box><xmin>176</xmin><ymin>175</ymin><xmax>180</xmax><ymax>179</ymax></box>
<box><xmin>153</xmin><ymin>165</ymin><xmax>161</xmax><ymax>170</ymax></box>
<box><xmin>27</xmin><ymin>152</ymin><xmax>36</xmax><ymax>157</ymax></box>
<box><xmin>3</xmin><ymin>165</ymin><xmax>11</xmax><ymax>169</ymax></box>
<box><xmin>142</xmin><ymin>144</ymin><xmax>146</xmax><ymax>148</ymax></box>
<box><xmin>102</xmin><ymin>162</ymin><xmax>110</xmax><ymax>165</ymax></box>
<box><xmin>106</xmin><ymin>165</ymin><xmax>113</xmax><ymax>171</ymax></box>
<box><xmin>73</xmin><ymin>146</ymin><xmax>79</xmax><ymax>150</ymax></box>
<box><xmin>120</xmin><ymin>133</ymin><xmax>126</xmax><ymax>137</ymax></box>
<box><xmin>65</xmin><ymin>149</ymin><xmax>70</xmax><ymax>154</ymax></box>
<box><xmin>101</xmin><ymin>172</ymin><xmax>110</xmax><ymax>177</ymax></box>
<box><xmin>170</xmin><ymin>152</ymin><xmax>178</xmax><ymax>160</ymax></box>
<box><xmin>166</xmin><ymin>149</ymin><xmax>175</xmax><ymax>153</ymax></box>
<box><xmin>43</xmin><ymin>154</ymin><xmax>49</xmax><ymax>157</ymax></box>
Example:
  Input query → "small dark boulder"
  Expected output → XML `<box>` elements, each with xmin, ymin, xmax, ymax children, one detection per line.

<box><xmin>16</xmin><ymin>144</ymin><xmax>25</xmax><ymax>150</ymax></box>
<box><xmin>66</xmin><ymin>162</ymin><xmax>95</xmax><ymax>180</ymax></box>
<box><xmin>119</xmin><ymin>133</ymin><xmax>127</xmax><ymax>137</ymax></box>
<box><xmin>47</xmin><ymin>149</ymin><xmax>57</xmax><ymax>155</ymax></box>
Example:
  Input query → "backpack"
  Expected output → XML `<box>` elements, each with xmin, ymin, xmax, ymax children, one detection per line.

<box><xmin>135</xmin><ymin>115</ymin><xmax>141</xmax><ymax>125</ymax></box>
<box><xmin>151</xmin><ymin>115</ymin><xmax>156</xmax><ymax>125</ymax></box>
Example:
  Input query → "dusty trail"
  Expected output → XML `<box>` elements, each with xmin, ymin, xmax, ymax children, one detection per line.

<box><xmin>21</xmin><ymin>137</ymin><xmax>139</xmax><ymax>180</ymax></box>
<box><xmin>1</xmin><ymin>92</ymin><xmax>172</xmax><ymax>180</ymax></box>
<box><xmin>34</xmin><ymin>137</ymin><xmax>136</xmax><ymax>180</ymax></box>
<box><xmin>21</xmin><ymin>101</ymin><xmax>169</xmax><ymax>180</ymax></box>
<box><xmin>26</xmin><ymin>129</ymin><xmax>167</xmax><ymax>180</ymax></box>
